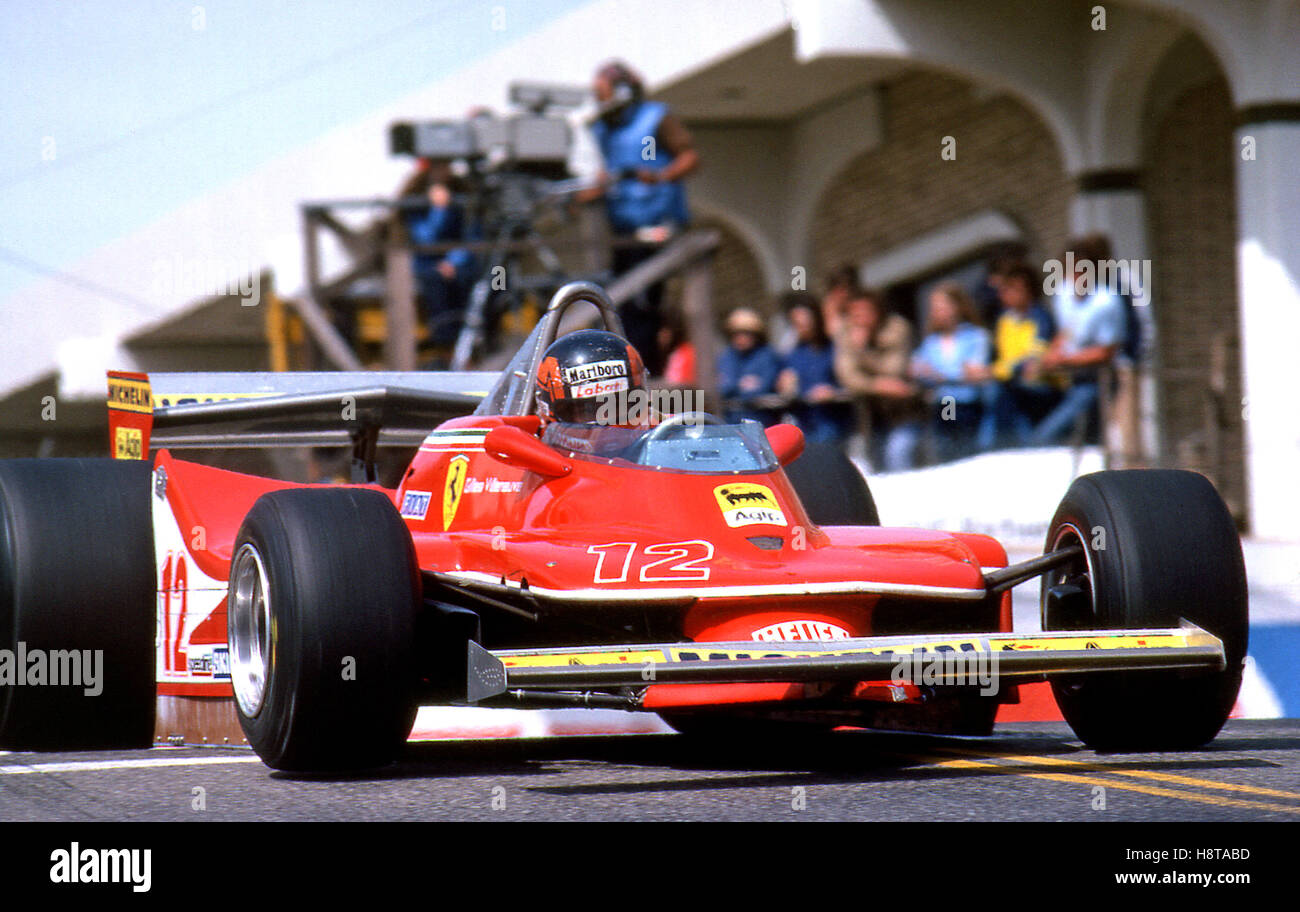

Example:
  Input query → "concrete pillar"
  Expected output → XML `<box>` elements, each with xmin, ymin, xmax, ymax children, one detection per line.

<box><xmin>1068</xmin><ymin>176</ymin><xmax>1151</xmax><ymax>304</ymax></box>
<box><xmin>1233</xmin><ymin>117</ymin><xmax>1300</xmax><ymax>540</ymax></box>
<box><xmin>1068</xmin><ymin>172</ymin><xmax>1155</xmax><ymax>466</ymax></box>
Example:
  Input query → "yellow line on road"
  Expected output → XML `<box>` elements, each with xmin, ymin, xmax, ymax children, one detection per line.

<box><xmin>935</xmin><ymin>746</ymin><xmax>1300</xmax><ymax>802</ymax></box>
<box><xmin>895</xmin><ymin>752</ymin><xmax>1300</xmax><ymax>815</ymax></box>
<box><xmin>999</xmin><ymin>752</ymin><xmax>1300</xmax><ymax>801</ymax></box>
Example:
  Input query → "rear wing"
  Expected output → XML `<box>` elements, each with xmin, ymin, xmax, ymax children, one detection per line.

<box><xmin>107</xmin><ymin>370</ymin><xmax>496</xmax><ymax>481</ymax></box>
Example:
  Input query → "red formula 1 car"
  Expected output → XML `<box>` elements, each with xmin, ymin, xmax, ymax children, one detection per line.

<box><xmin>0</xmin><ymin>283</ymin><xmax>1247</xmax><ymax>771</ymax></box>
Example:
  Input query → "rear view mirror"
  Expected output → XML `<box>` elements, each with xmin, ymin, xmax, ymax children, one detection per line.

<box><xmin>765</xmin><ymin>423</ymin><xmax>805</xmax><ymax>467</ymax></box>
<box><xmin>483</xmin><ymin>426</ymin><xmax>572</xmax><ymax>477</ymax></box>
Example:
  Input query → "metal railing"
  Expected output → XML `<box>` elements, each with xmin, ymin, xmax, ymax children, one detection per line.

<box><xmin>280</xmin><ymin>196</ymin><xmax>719</xmax><ymax>379</ymax></box>
<box><xmin>719</xmin><ymin>361</ymin><xmax>1136</xmax><ymax>472</ymax></box>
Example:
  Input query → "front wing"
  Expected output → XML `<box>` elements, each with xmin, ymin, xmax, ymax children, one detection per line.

<box><xmin>466</xmin><ymin>622</ymin><xmax>1224</xmax><ymax>703</ymax></box>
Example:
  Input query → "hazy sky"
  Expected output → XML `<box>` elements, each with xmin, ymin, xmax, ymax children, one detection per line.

<box><xmin>0</xmin><ymin>0</ymin><xmax>587</xmax><ymax>302</ymax></box>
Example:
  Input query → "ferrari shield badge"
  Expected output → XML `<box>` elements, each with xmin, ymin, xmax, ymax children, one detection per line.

<box><xmin>713</xmin><ymin>482</ymin><xmax>787</xmax><ymax>528</ymax></box>
<box><xmin>443</xmin><ymin>455</ymin><xmax>470</xmax><ymax>530</ymax></box>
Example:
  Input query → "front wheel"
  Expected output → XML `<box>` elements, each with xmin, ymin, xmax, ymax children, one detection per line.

<box><xmin>229</xmin><ymin>488</ymin><xmax>421</xmax><ymax>771</ymax></box>
<box><xmin>1042</xmin><ymin>470</ymin><xmax>1247</xmax><ymax>751</ymax></box>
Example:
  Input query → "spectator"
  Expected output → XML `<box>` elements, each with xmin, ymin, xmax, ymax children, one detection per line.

<box><xmin>576</xmin><ymin>60</ymin><xmax>700</xmax><ymax>375</ymax></box>
<box><xmin>771</xmin><ymin>265</ymin><xmax>860</xmax><ymax>355</ymax></box>
<box><xmin>404</xmin><ymin>174</ymin><xmax>475</xmax><ymax>347</ymax></box>
<box><xmin>975</xmin><ymin>263</ymin><xmax>1059</xmax><ymax>449</ymax></box>
<box><xmin>821</xmin><ymin>264</ymin><xmax>861</xmax><ymax>339</ymax></box>
<box><xmin>1073</xmin><ymin>232</ymin><xmax>1144</xmax><ymax>464</ymax></box>
<box><xmin>1074</xmin><ymin>233</ymin><xmax>1142</xmax><ymax>364</ymax></box>
<box><xmin>717</xmin><ymin>307</ymin><xmax>779</xmax><ymax>424</ymax></box>
<box><xmin>777</xmin><ymin>293</ymin><xmax>849</xmax><ymax>445</ymax></box>
<box><xmin>911</xmin><ymin>283</ymin><xmax>990</xmax><ymax>461</ymax></box>
<box><xmin>975</xmin><ymin>243</ymin><xmax>1029</xmax><ymax>326</ymax></box>
<box><xmin>658</xmin><ymin>312</ymin><xmax>696</xmax><ymax>387</ymax></box>
<box><xmin>833</xmin><ymin>290</ymin><xmax>921</xmax><ymax>471</ymax></box>
<box><xmin>1028</xmin><ymin>240</ymin><xmax>1125</xmax><ymax>445</ymax></box>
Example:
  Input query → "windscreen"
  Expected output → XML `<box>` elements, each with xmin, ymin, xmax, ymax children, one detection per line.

<box><xmin>474</xmin><ymin>321</ymin><xmax>545</xmax><ymax>417</ymax></box>
<box><xmin>541</xmin><ymin>418</ymin><xmax>778</xmax><ymax>474</ymax></box>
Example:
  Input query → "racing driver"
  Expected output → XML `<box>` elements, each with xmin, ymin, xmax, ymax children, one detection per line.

<box><xmin>535</xmin><ymin>329</ymin><xmax>653</xmax><ymax>455</ymax></box>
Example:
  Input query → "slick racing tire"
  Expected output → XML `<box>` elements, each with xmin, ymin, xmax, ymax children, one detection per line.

<box><xmin>229</xmin><ymin>488</ymin><xmax>420</xmax><ymax>772</ymax></box>
<box><xmin>784</xmin><ymin>441</ymin><xmax>880</xmax><ymax>526</ymax></box>
<box><xmin>0</xmin><ymin>459</ymin><xmax>156</xmax><ymax>750</ymax></box>
<box><xmin>1042</xmin><ymin>470</ymin><xmax>1247</xmax><ymax>751</ymax></box>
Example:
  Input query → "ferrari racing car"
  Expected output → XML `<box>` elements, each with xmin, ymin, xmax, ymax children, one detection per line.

<box><xmin>0</xmin><ymin>283</ymin><xmax>1247</xmax><ymax>770</ymax></box>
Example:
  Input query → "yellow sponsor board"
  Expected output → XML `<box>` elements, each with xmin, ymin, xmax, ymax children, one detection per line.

<box><xmin>500</xmin><ymin>640</ymin><xmax>985</xmax><ymax>669</ymax></box>
<box><xmin>987</xmin><ymin>633</ymin><xmax>1188</xmax><ymax>651</ymax></box>
<box><xmin>667</xmin><ymin>639</ymin><xmax>986</xmax><ymax>661</ymax></box>
<box><xmin>108</xmin><ymin>381</ymin><xmax>278</xmax><ymax>413</ymax></box>
<box><xmin>496</xmin><ymin>632</ymin><xmax>1197</xmax><ymax>670</ymax></box>
<box><xmin>502</xmin><ymin>650</ymin><xmax>664</xmax><ymax>668</ymax></box>
<box><xmin>114</xmin><ymin>426</ymin><xmax>144</xmax><ymax>460</ymax></box>
<box><xmin>153</xmin><ymin>392</ymin><xmax>275</xmax><ymax>408</ymax></box>
<box><xmin>712</xmin><ymin>482</ymin><xmax>786</xmax><ymax>528</ymax></box>
<box><xmin>106</xmin><ymin>378</ymin><xmax>152</xmax><ymax>414</ymax></box>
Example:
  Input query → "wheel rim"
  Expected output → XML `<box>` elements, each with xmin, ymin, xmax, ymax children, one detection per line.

<box><xmin>1044</xmin><ymin>522</ymin><xmax>1097</xmax><ymax>698</ymax></box>
<box><xmin>1043</xmin><ymin>523</ymin><xmax>1097</xmax><ymax>612</ymax></box>
<box><xmin>229</xmin><ymin>543</ymin><xmax>272</xmax><ymax>718</ymax></box>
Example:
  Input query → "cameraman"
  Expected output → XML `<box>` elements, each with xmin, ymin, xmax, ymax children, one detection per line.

<box><xmin>577</xmin><ymin>60</ymin><xmax>700</xmax><ymax>374</ymax></box>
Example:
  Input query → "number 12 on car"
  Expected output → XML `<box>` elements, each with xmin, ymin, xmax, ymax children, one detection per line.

<box><xmin>586</xmin><ymin>540</ymin><xmax>714</xmax><ymax>583</ymax></box>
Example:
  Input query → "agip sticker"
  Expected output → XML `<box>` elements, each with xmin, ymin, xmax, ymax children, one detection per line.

<box><xmin>713</xmin><ymin>483</ymin><xmax>787</xmax><ymax>528</ymax></box>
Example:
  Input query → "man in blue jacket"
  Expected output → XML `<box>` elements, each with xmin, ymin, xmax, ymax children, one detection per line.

<box><xmin>578</xmin><ymin>60</ymin><xmax>700</xmax><ymax>374</ymax></box>
<box><xmin>405</xmin><ymin>176</ymin><xmax>475</xmax><ymax>347</ymax></box>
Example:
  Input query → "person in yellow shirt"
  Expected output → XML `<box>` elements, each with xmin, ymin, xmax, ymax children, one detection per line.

<box><xmin>974</xmin><ymin>264</ymin><xmax>1059</xmax><ymax>449</ymax></box>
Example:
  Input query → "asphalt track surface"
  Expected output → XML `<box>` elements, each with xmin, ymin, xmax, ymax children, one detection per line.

<box><xmin>2</xmin><ymin>720</ymin><xmax>1298</xmax><ymax>821</ymax></box>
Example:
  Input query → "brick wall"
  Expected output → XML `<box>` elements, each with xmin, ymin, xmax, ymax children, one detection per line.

<box><xmin>679</xmin><ymin>70</ymin><xmax>1075</xmax><ymax>327</ymax></box>
<box><xmin>1142</xmin><ymin>76</ymin><xmax>1245</xmax><ymax>514</ymax></box>
<box><xmin>808</xmin><ymin>70</ymin><xmax>1073</xmax><ymax>283</ymax></box>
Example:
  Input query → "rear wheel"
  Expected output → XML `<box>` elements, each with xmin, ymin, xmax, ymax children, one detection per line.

<box><xmin>0</xmin><ymin>459</ymin><xmax>155</xmax><ymax>750</ymax></box>
<box><xmin>229</xmin><ymin>488</ymin><xmax>420</xmax><ymax>771</ymax></box>
<box><xmin>1042</xmin><ymin>470</ymin><xmax>1247</xmax><ymax>751</ymax></box>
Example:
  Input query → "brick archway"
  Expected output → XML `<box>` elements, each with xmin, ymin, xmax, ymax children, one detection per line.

<box><xmin>808</xmin><ymin>70</ymin><xmax>1073</xmax><ymax>288</ymax></box>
